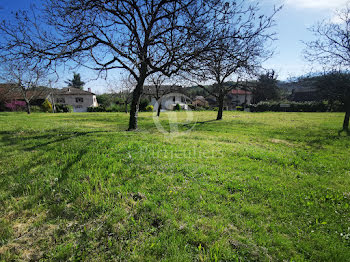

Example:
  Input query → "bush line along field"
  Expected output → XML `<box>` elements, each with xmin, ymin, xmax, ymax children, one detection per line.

<box><xmin>0</xmin><ymin>112</ymin><xmax>349</xmax><ymax>261</ymax></box>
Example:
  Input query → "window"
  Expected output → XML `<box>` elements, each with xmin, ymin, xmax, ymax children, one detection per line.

<box><xmin>76</xmin><ymin>97</ymin><xmax>84</xmax><ymax>103</ymax></box>
<box><xmin>56</xmin><ymin>98</ymin><xmax>65</xmax><ymax>103</ymax></box>
<box><xmin>173</xmin><ymin>96</ymin><xmax>176</xmax><ymax>102</ymax></box>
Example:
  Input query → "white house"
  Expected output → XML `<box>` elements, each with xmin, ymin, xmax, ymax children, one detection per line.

<box><xmin>51</xmin><ymin>87</ymin><xmax>98</xmax><ymax>112</ymax></box>
<box><xmin>143</xmin><ymin>85</ymin><xmax>191</xmax><ymax>111</ymax></box>
<box><xmin>151</xmin><ymin>93</ymin><xmax>191</xmax><ymax>111</ymax></box>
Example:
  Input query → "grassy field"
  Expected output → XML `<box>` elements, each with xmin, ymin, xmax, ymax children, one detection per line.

<box><xmin>0</xmin><ymin>111</ymin><xmax>349</xmax><ymax>261</ymax></box>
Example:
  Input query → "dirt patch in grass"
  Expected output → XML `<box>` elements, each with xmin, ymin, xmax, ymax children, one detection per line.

<box><xmin>0</xmin><ymin>212</ymin><xmax>58</xmax><ymax>261</ymax></box>
<box><xmin>270</xmin><ymin>138</ymin><xmax>294</xmax><ymax>146</ymax></box>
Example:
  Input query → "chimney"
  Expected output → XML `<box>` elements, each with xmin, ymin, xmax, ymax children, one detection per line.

<box><xmin>88</xmin><ymin>88</ymin><xmax>91</xmax><ymax>93</ymax></box>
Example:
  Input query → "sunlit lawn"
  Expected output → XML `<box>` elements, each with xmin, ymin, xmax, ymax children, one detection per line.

<box><xmin>0</xmin><ymin>111</ymin><xmax>349</xmax><ymax>261</ymax></box>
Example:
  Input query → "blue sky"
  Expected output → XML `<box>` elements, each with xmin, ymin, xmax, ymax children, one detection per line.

<box><xmin>0</xmin><ymin>0</ymin><xmax>348</xmax><ymax>93</ymax></box>
<box><xmin>263</xmin><ymin>0</ymin><xmax>348</xmax><ymax>80</ymax></box>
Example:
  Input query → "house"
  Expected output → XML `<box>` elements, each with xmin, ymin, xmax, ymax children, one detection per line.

<box><xmin>228</xmin><ymin>89</ymin><xmax>253</xmax><ymax>107</ymax></box>
<box><xmin>50</xmin><ymin>87</ymin><xmax>98</xmax><ymax>112</ymax></box>
<box><xmin>205</xmin><ymin>89</ymin><xmax>252</xmax><ymax>110</ymax></box>
<box><xmin>0</xmin><ymin>84</ymin><xmax>98</xmax><ymax>112</ymax></box>
<box><xmin>289</xmin><ymin>87</ymin><xmax>320</xmax><ymax>102</ymax></box>
<box><xmin>143</xmin><ymin>85</ymin><xmax>192</xmax><ymax>111</ymax></box>
<box><xmin>0</xmin><ymin>83</ymin><xmax>52</xmax><ymax>111</ymax></box>
<box><xmin>157</xmin><ymin>93</ymin><xmax>192</xmax><ymax>110</ymax></box>
<box><xmin>192</xmin><ymin>96</ymin><xmax>209</xmax><ymax>108</ymax></box>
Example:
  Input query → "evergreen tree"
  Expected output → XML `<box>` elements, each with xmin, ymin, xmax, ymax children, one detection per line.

<box><xmin>66</xmin><ymin>73</ymin><xmax>85</xmax><ymax>90</ymax></box>
<box><xmin>253</xmin><ymin>70</ymin><xmax>280</xmax><ymax>103</ymax></box>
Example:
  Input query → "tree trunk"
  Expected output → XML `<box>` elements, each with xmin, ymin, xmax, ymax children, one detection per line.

<box><xmin>157</xmin><ymin>102</ymin><xmax>161</xmax><ymax>117</ymax></box>
<box><xmin>217</xmin><ymin>95</ymin><xmax>224</xmax><ymax>120</ymax></box>
<box><xmin>343</xmin><ymin>102</ymin><xmax>350</xmax><ymax>134</ymax></box>
<box><xmin>125</xmin><ymin>102</ymin><xmax>128</xmax><ymax>113</ymax></box>
<box><xmin>25</xmin><ymin>99</ymin><xmax>31</xmax><ymax>114</ymax></box>
<box><xmin>128</xmin><ymin>75</ymin><xmax>146</xmax><ymax>131</ymax></box>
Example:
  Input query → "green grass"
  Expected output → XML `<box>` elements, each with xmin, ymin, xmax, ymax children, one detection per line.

<box><xmin>0</xmin><ymin>111</ymin><xmax>349</xmax><ymax>261</ymax></box>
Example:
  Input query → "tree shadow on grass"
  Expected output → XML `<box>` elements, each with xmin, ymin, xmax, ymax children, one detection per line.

<box><xmin>0</xmin><ymin>129</ymin><xmax>115</xmax><ymax>209</ymax></box>
<box><xmin>0</xmin><ymin>132</ymin><xmax>98</xmax><ymax>229</ymax></box>
<box><xmin>187</xmin><ymin>119</ymin><xmax>217</xmax><ymax>126</ymax></box>
<box><xmin>24</xmin><ymin>130</ymin><xmax>115</xmax><ymax>151</ymax></box>
<box><xmin>0</xmin><ymin>130</ymin><xmax>116</xmax><ymax>152</ymax></box>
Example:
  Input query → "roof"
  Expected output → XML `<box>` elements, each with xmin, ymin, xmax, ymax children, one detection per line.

<box><xmin>0</xmin><ymin>84</ymin><xmax>95</xmax><ymax>102</ymax></box>
<box><xmin>55</xmin><ymin>87</ymin><xmax>95</xmax><ymax>95</ymax></box>
<box><xmin>194</xmin><ymin>96</ymin><xmax>207</xmax><ymax>101</ymax></box>
<box><xmin>143</xmin><ymin>85</ymin><xmax>183</xmax><ymax>95</ymax></box>
<box><xmin>230</xmin><ymin>89</ymin><xmax>252</xmax><ymax>95</ymax></box>
<box><xmin>0</xmin><ymin>84</ymin><xmax>51</xmax><ymax>101</ymax></box>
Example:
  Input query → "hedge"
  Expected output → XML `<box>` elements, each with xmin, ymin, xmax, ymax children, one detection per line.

<box><xmin>55</xmin><ymin>104</ymin><xmax>73</xmax><ymax>113</ymax></box>
<box><xmin>249</xmin><ymin>101</ymin><xmax>345</xmax><ymax>112</ymax></box>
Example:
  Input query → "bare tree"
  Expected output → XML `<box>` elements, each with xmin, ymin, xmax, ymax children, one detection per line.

<box><xmin>304</xmin><ymin>4</ymin><xmax>350</xmax><ymax>135</ymax></box>
<box><xmin>0</xmin><ymin>60</ymin><xmax>48</xmax><ymax>114</ymax></box>
<box><xmin>0</xmin><ymin>0</ymin><xmax>219</xmax><ymax>130</ymax></box>
<box><xmin>108</xmin><ymin>74</ymin><xmax>135</xmax><ymax>114</ymax></box>
<box><xmin>183</xmin><ymin>1</ymin><xmax>280</xmax><ymax>120</ymax></box>
<box><xmin>144</xmin><ymin>74</ymin><xmax>180</xmax><ymax>117</ymax></box>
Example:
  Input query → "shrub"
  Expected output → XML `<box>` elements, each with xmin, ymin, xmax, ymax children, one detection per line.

<box><xmin>329</xmin><ymin>100</ymin><xmax>345</xmax><ymax>112</ymax></box>
<box><xmin>193</xmin><ymin>106</ymin><xmax>210</xmax><ymax>111</ymax></box>
<box><xmin>105</xmin><ymin>105</ymin><xmax>117</xmax><ymax>112</ymax></box>
<box><xmin>236</xmin><ymin>106</ymin><xmax>244</xmax><ymax>111</ymax></box>
<box><xmin>0</xmin><ymin>102</ymin><xmax>5</xmax><ymax>112</ymax></box>
<box><xmin>106</xmin><ymin>104</ymin><xmax>126</xmax><ymax>112</ymax></box>
<box><xmin>174</xmin><ymin>103</ymin><xmax>181</xmax><ymax>111</ymax></box>
<box><xmin>145</xmin><ymin>105</ymin><xmax>154</xmax><ymax>112</ymax></box>
<box><xmin>188</xmin><ymin>104</ymin><xmax>196</xmax><ymax>110</ymax></box>
<box><xmin>88</xmin><ymin>105</ymin><xmax>106</xmax><ymax>112</ymax></box>
<box><xmin>42</xmin><ymin>99</ymin><xmax>53</xmax><ymax>112</ymax></box>
<box><xmin>31</xmin><ymin>106</ymin><xmax>43</xmax><ymax>112</ymax></box>
<box><xmin>139</xmin><ymin>98</ymin><xmax>150</xmax><ymax>112</ymax></box>
<box><xmin>88</xmin><ymin>104</ymin><xmax>131</xmax><ymax>112</ymax></box>
<box><xmin>5</xmin><ymin>100</ymin><xmax>26</xmax><ymax>111</ymax></box>
<box><xmin>55</xmin><ymin>104</ymin><xmax>73</xmax><ymax>113</ymax></box>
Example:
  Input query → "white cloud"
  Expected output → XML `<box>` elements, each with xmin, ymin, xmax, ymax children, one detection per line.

<box><xmin>286</xmin><ymin>0</ymin><xmax>348</xmax><ymax>10</ymax></box>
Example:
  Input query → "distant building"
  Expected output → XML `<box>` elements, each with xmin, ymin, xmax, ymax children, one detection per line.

<box><xmin>228</xmin><ymin>89</ymin><xmax>253</xmax><ymax>107</ymax></box>
<box><xmin>206</xmin><ymin>89</ymin><xmax>252</xmax><ymax>110</ymax></box>
<box><xmin>0</xmin><ymin>83</ymin><xmax>50</xmax><ymax>110</ymax></box>
<box><xmin>153</xmin><ymin>93</ymin><xmax>191</xmax><ymax>110</ymax></box>
<box><xmin>143</xmin><ymin>85</ymin><xmax>191</xmax><ymax>111</ymax></box>
<box><xmin>290</xmin><ymin>87</ymin><xmax>320</xmax><ymax>102</ymax></box>
<box><xmin>51</xmin><ymin>87</ymin><xmax>98</xmax><ymax>112</ymax></box>
<box><xmin>0</xmin><ymin>84</ymin><xmax>98</xmax><ymax>112</ymax></box>
<box><xmin>192</xmin><ymin>96</ymin><xmax>209</xmax><ymax>108</ymax></box>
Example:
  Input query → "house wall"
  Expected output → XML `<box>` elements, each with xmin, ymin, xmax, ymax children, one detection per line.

<box><xmin>54</xmin><ymin>94</ymin><xmax>98</xmax><ymax>112</ymax></box>
<box><xmin>231</xmin><ymin>94</ymin><xmax>252</xmax><ymax>105</ymax></box>
<box><xmin>151</xmin><ymin>95</ymin><xmax>190</xmax><ymax>111</ymax></box>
